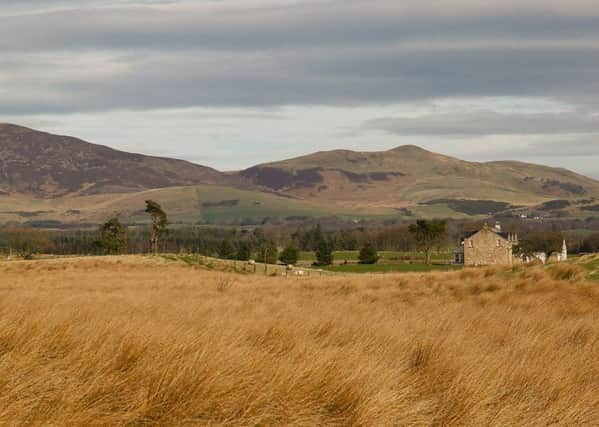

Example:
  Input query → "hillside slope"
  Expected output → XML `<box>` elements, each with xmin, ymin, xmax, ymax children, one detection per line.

<box><xmin>0</xmin><ymin>185</ymin><xmax>367</xmax><ymax>226</ymax></box>
<box><xmin>239</xmin><ymin>145</ymin><xmax>599</xmax><ymax>209</ymax></box>
<box><xmin>0</xmin><ymin>124</ymin><xmax>230</xmax><ymax>196</ymax></box>
<box><xmin>2</xmin><ymin>123</ymin><xmax>599</xmax><ymax>224</ymax></box>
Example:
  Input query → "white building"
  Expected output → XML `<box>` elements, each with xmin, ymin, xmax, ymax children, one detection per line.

<box><xmin>523</xmin><ymin>240</ymin><xmax>568</xmax><ymax>264</ymax></box>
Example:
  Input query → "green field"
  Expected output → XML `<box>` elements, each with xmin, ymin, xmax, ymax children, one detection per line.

<box><xmin>299</xmin><ymin>250</ymin><xmax>453</xmax><ymax>263</ymax></box>
<box><xmin>163</xmin><ymin>252</ymin><xmax>459</xmax><ymax>275</ymax></box>
<box><xmin>0</xmin><ymin>185</ymin><xmax>403</xmax><ymax>226</ymax></box>
<box><xmin>320</xmin><ymin>263</ymin><xmax>461</xmax><ymax>273</ymax></box>
<box><xmin>578</xmin><ymin>255</ymin><xmax>599</xmax><ymax>281</ymax></box>
<box><xmin>5</xmin><ymin>180</ymin><xmax>599</xmax><ymax>226</ymax></box>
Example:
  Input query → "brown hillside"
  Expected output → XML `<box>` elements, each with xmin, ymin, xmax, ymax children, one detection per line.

<box><xmin>0</xmin><ymin>124</ymin><xmax>230</xmax><ymax>196</ymax></box>
<box><xmin>239</xmin><ymin>145</ymin><xmax>599</xmax><ymax>208</ymax></box>
<box><xmin>2</xmin><ymin>123</ymin><xmax>599</xmax><ymax>222</ymax></box>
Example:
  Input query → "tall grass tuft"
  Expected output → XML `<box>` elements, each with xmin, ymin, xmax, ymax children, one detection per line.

<box><xmin>0</xmin><ymin>256</ymin><xmax>597</xmax><ymax>425</ymax></box>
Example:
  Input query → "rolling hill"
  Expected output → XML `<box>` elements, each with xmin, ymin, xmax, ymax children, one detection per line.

<box><xmin>0</xmin><ymin>123</ymin><xmax>231</xmax><ymax>196</ymax></box>
<box><xmin>239</xmin><ymin>145</ymin><xmax>599</xmax><ymax>209</ymax></box>
<box><xmin>2</xmin><ymin>123</ymin><xmax>599</xmax><ymax>225</ymax></box>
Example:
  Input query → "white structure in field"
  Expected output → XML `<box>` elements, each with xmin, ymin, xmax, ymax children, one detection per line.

<box><xmin>552</xmin><ymin>240</ymin><xmax>568</xmax><ymax>262</ymax></box>
<box><xmin>526</xmin><ymin>240</ymin><xmax>568</xmax><ymax>264</ymax></box>
<box><xmin>530</xmin><ymin>252</ymin><xmax>547</xmax><ymax>264</ymax></box>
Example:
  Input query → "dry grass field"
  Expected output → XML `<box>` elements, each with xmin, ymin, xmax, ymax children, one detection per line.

<box><xmin>1</xmin><ymin>256</ymin><xmax>599</xmax><ymax>425</ymax></box>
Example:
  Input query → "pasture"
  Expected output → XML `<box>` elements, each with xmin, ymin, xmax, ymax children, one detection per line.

<box><xmin>0</xmin><ymin>185</ymin><xmax>398</xmax><ymax>227</ymax></box>
<box><xmin>0</xmin><ymin>256</ymin><xmax>598</xmax><ymax>425</ymax></box>
<box><xmin>321</xmin><ymin>263</ymin><xmax>460</xmax><ymax>273</ymax></box>
<box><xmin>297</xmin><ymin>250</ymin><xmax>455</xmax><ymax>273</ymax></box>
<box><xmin>298</xmin><ymin>250</ymin><xmax>453</xmax><ymax>263</ymax></box>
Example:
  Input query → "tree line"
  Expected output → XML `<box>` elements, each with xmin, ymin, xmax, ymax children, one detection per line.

<box><xmin>0</xmin><ymin>200</ymin><xmax>451</xmax><ymax>266</ymax></box>
<box><xmin>1</xmin><ymin>200</ymin><xmax>595</xmax><ymax>265</ymax></box>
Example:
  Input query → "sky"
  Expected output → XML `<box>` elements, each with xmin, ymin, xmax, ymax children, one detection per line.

<box><xmin>1</xmin><ymin>0</ymin><xmax>599</xmax><ymax>176</ymax></box>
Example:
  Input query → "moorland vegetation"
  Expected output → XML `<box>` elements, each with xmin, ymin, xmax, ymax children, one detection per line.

<box><xmin>0</xmin><ymin>256</ymin><xmax>598</xmax><ymax>425</ymax></box>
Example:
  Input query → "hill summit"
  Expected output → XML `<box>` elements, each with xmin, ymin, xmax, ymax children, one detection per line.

<box><xmin>239</xmin><ymin>144</ymin><xmax>599</xmax><ymax>208</ymax></box>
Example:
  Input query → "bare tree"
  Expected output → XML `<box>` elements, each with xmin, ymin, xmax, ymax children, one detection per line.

<box><xmin>409</xmin><ymin>220</ymin><xmax>448</xmax><ymax>265</ymax></box>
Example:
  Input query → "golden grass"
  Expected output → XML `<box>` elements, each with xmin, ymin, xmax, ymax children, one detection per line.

<box><xmin>1</xmin><ymin>256</ymin><xmax>599</xmax><ymax>425</ymax></box>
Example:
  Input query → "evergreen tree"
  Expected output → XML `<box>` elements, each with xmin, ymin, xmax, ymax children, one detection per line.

<box><xmin>256</xmin><ymin>240</ymin><xmax>278</xmax><ymax>264</ymax></box>
<box><xmin>279</xmin><ymin>244</ymin><xmax>300</xmax><ymax>265</ymax></box>
<box><xmin>217</xmin><ymin>239</ymin><xmax>236</xmax><ymax>259</ymax></box>
<box><xmin>358</xmin><ymin>242</ymin><xmax>379</xmax><ymax>264</ymax></box>
<box><xmin>235</xmin><ymin>242</ymin><xmax>252</xmax><ymax>261</ymax></box>
<box><xmin>314</xmin><ymin>239</ymin><xmax>333</xmax><ymax>266</ymax></box>
<box><xmin>312</xmin><ymin>224</ymin><xmax>323</xmax><ymax>251</ymax></box>
<box><xmin>98</xmin><ymin>217</ymin><xmax>128</xmax><ymax>254</ymax></box>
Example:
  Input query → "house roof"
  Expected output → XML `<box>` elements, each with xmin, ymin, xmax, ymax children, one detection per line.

<box><xmin>461</xmin><ymin>227</ymin><xmax>512</xmax><ymax>241</ymax></box>
<box><xmin>462</xmin><ymin>230</ymin><xmax>479</xmax><ymax>239</ymax></box>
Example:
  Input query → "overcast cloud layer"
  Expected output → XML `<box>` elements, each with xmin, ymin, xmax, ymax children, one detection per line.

<box><xmin>1</xmin><ymin>0</ymin><xmax>598</xmax><ymax>176</ymax></box>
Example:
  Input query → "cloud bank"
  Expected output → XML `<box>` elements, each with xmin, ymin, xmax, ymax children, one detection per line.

<box><xmin>0</xmin><ymin>0</ymin><xmax>598</xmax><ymax>176</ymax></box>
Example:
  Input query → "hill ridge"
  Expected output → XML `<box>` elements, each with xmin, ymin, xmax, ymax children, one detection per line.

<box><xmin>2</xmin><ymin>123</ymin><xmax>599</xmax><ymax>224</ymax></box>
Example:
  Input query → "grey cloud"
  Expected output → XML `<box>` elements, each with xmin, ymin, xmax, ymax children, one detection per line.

<box><xmin>3</xmin><ymin>45</ymin><xmax>599</xmax><ymax>114</ymax></box>
<box><xmin>0</xmin><ymin>0</ymin><xmax>179</xmax><ymax>14</ymax></box>
<box><xmin>462</xmin><ymin>136</ymin><xmax>599</xmax><ymax>178</ymax></box>
<box><xmin>2</xmin><ymin>2</ymin><xmax>599</xmax><ymax>52</ymax></box>
<box><xmin>363</xmin><ymin>112</ymin><xmax>599</xmax><ymax>136</ymax></box>
<box><xmin>493</xmin><ymin>137</ymin><xmax>599</xmax><ymax>158</ymax></box>
<box><xmin>452</xmin><ymin>138</ymin><xmax>599</xmax><ymax>179</ymax></box>
<box><xmin>0</xmin><ymin>0</ymin><xmax>599</xmax><ymax>113</ymax></box>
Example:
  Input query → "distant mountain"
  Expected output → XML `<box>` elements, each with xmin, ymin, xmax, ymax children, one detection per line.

<box><xmin>2</xmin><ymin>123</ymin><xmax>599</xmax><ymax>224</ymax></box>
<box><xmin>0</xmin><ymin>124</ymin><xmax>229</xmax><ymax>196</ymax></box>
<box><xmin>239</xmin><ymin>145</ymin><xmax>599</xmax><ymax>208</ymax></box>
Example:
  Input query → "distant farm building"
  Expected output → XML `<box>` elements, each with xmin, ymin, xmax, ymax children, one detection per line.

<box><xmin>520</xmin><ymin>240</ymin><xmax>568</xmax><ymax>265</ymax></box>
<box><xmin>550</xmin><ymin>241</ymin><xmax>569</xmax><ymax>263</ymax></box>
<box><xmin>454</xmin><ymin>223</ymin><xmax>518</xmax><ymax>266</ymax></box>
<box><xmin>526</xmin><ymin>252</ymin><xmax>547</xmax><ymax>264</ymax></box>
<box><xmin>454</xmin><ymin>223</ymin><xmax>568</xmax><ymax>266</ymax></box>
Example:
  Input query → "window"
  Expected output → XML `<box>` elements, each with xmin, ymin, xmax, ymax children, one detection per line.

<box><xmin>497</xmin><ymin>239</ymin><xmax>502</xmax><ymax>247</ymax></box>
<box><xmin>468</xmin><ymin>240</ymin><xmax>473</xmax><ymax>248</ymax></box>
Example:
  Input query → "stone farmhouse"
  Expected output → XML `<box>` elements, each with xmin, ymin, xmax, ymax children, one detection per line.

<box><xmin>454</xmin><ymin>223</ymin><xmax>519</xmax><ymax>266</ymax></box>
<box><xmin>454</xmin><ymin>223</ymin><xmax>568</xmax><ymax>266</ymax></box>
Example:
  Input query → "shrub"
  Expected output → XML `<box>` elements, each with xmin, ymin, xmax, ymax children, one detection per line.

<box><xmin>279</xmin><ymin>245</ymin><xmax>300</xmax><ymax>265</ymax></box>
<box><xmin>358</xmin><ymin>243</ymin><xmax>379</xmax><ymax>264</ymax></box>
<box><xmin>256</xmin><ymin>241</ymin><xmax>278</xmax><ymax>264</ymax></box>
<box><xmin>217</xmin><ymin>240</ymin><xmax>236</xmax><ymax>260</ymax></box>
<box><xmin>216</xmin><ymin>277</ymin><xmax>234</xmax><ymax>292</ymax></box>
<box><xmin>235</xmin><ymin>242</ymin><xmax>252</xmax><ymax>261</ymax></box>
<box><xmin>549</xmin><ymin>263</ymin><xmax>584</xmax><ymax>282</ymax></box>
<box><xmin>314</xmin><ymin>240</ymin><xmax>333</xmax><ymax>266</ymax></box>
<box><xmin>98</xmin><ymin>217</ymin><xmax>128</xmax><ymax>255</ymax></box>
